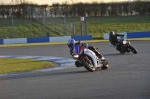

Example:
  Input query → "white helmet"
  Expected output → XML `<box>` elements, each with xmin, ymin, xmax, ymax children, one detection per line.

<box><xmin>68</xmin><ymin>39</ymin><xmax>76</xmax><ymax>45</ymax></box>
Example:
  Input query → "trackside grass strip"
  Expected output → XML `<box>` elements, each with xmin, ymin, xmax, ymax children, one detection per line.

<box><xmin>0</xmin><ymin>58</ymin><xmax>57</xmax><ymax>74</ymax></box>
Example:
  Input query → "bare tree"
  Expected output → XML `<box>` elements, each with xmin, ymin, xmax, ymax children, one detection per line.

<box><xmin>91</xmin><ymin>2</ymin><xmax>99</xmax><ymax>16</ymax></box>
<box><xmin>51</xmin><ymin>3</ymin><xmax>60</xmax><ymax>17</ymax></box>
<box><xmin>99</xmin><ymin>3</ymin><xmax>109</xmax><ymax>16</ymax></box>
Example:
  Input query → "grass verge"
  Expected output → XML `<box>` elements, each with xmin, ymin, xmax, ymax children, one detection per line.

<box><xmin>0</xmin><ymin>58</ymin><xmax>57</xmax><ymax>74</ymax></box>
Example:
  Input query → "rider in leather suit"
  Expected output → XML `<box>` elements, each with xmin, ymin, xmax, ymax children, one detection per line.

<box><xmin>67</xmin><ymin>39</ymin><xmax>103</xmax><ymax>58</ymax></box>
<box><xmin>109</xmin><ymin>31</ymin><xmax>124</xmax><ymax>50</ymax></box>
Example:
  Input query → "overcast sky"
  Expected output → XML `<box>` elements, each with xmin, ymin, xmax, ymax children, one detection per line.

<box><xmin>0</xmin><ymin>0</ymin><xmax>134</xmax><ymax>5</ymax></box>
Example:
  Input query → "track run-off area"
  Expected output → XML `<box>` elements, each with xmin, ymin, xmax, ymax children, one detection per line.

<box><xmin>0</xmin><ymin>41</ymin><xmax>150</xmax><ymax>99</ymax></box>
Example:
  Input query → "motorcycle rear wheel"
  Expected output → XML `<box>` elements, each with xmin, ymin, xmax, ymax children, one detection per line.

<box><xmin>101</xmin><ymin>60</ymin><xmax>109</xmax><ymax>70</ymax></box>
<box><xmin>119</xmin><ymin>50</ymin><xmax>125</xmax><ymax>54</ymax></box>
<box><xmin>118</xmin><ymin>46</ymin><xmax>125</xmax><ymax>54</ymax></box>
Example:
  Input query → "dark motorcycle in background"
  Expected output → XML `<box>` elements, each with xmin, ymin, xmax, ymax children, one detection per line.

<box><xmin>110</xmin><ymin>36</ymin><xmax>137</xmax><ymax>54</ymax></box>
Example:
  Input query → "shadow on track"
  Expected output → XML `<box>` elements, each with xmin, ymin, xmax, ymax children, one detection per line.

<box><xmin>0</xmin><ymin>68</ymin><xmax>94</xmax><ymax>81</ymax></box>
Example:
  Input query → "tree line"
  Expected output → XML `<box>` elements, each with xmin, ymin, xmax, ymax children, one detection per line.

<box><xmin>0</xmin><ymin>1</ymin><xmax>150</xmax><ymax>19</ymax></box>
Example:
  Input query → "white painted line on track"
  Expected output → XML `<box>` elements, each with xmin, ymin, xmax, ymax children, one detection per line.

<box><xmin>0</xmin><ymin>55</ymin><xmax>76</xmax><ymax>76</ymax></box>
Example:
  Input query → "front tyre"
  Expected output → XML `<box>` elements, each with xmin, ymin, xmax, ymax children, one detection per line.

<box><xmin>129</xmin><ymin>45</ymin><xmax>137</xmax><ymax>54</ymax></box>
<box><xmin>80</xmin><ymin>57</ymin><xmax>95</xmax><ymax>72</ymax></box>
<box><xmin>75</xmin><ymin>61</ymin><xmax>83</xmax><ymax>67</ymax></box>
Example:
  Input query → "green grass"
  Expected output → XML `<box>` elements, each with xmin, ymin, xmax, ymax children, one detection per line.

<box><xmin>0</xmin><ymin>15</ymin><xmax>150</xmax><ymax>39</ymax></box>
<box><xmin>85</xmin><ymin>15</ymin><xmax>150</xmax><ymax>37</ymax></box>
<box><xmin>0</xmin><ymin>58</ymin><xmax>57</xmax><ymax>74</ymax></box>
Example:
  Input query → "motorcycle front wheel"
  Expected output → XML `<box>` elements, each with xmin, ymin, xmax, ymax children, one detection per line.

<box><xmin>129</xmin><ymin>45</ymin><xmax>137</xmax><ymax>54</ymax></box>
<box><xmin>80</xmin><ymin>56</ymin><xmax>95</xmax><ymax>72</ymax></box>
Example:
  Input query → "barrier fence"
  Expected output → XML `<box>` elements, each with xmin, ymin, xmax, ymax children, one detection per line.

<box><xmin>0</xmin><ymin>31</ymin><xmax>149</xmax><ymax>44</ymax></box>
<box><xmin>104</xmin><ymin>31</ymin><xmax>150</xmax><ymax>40</ymax></box>
<box><xmin>0</xmin><ymin>35</ymin><xmax>92</xmax><ymax>44</ymax></box>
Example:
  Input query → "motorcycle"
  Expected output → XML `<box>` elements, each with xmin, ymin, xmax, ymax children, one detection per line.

<box><xmin>72</xmin><ymin>43</ymin><xmax>109</xmax><ymax>72</ymax></box>
<box><xmin>110</xmin><ymin>36</ymin><xmax>137</xmax><ymax>54</ymax></box>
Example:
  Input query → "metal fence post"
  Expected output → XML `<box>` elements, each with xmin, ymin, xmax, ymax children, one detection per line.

<box><xmin>42</xmin><ymin>11</ymin><xmax>45</xmax><ymax>36</ymax></box>
<box><xmin>64</xmin><ymin>15</ymin><xmax>66</xmax><ymax>35</ymax></box>
<box><xmin>84</xmin><ymin>17</ymin><xmax>87</xmax><ymax>35</ymax></box>
<box><xmin>81</xmin><ymin>22</ymin><xmax>83</xmax><ymax>35</ymax></box>
<box><xmin>11</xmin><ymin>15</ymin><xmax>14</xmax><ymax>38</ymax></box>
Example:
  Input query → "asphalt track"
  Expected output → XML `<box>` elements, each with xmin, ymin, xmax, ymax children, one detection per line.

<box><xmin>0</xmin><ymin>41</ymin><xmax>150</xmax><ymax>99</ymax></box>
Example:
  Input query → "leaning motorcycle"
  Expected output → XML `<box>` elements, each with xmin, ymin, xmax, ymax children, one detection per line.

<box><xmin>72</xmin><ymin>43</ymin><xmax>109</xmax><ymax>72</ymax></box>
<box><xmin>110</xmin><ymin>36</ymin><xmax>137</xmax><ymax>54</ymax></box>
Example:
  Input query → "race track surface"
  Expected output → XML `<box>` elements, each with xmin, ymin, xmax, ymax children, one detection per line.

<box><xmin>0</xmin><ymin>41</ymin><xmax>150</xmax><ymax>99</ymax></box>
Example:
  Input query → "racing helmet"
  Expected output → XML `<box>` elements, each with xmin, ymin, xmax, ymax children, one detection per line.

<box><xmin>109</xmin><ymin>31</ymin><xmax>115</xmax><ymax>36</ymax></box>
<box><xmin>67</xmin><ymin>39</ymin><xmax>76</xmax><ymax>46</ymax></box>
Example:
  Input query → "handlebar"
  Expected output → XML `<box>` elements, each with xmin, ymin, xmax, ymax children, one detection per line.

<box><xmin>119</xmin><ymin>35</ymin><xmax>124</xmax><ymax>39</ymax></box>
<box><xmin>118</xmin><ymin>35</ymin><xmax>125</xmax><ymax>42</ymax></box>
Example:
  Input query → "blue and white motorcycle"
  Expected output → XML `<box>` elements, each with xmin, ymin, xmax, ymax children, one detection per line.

<box><xmin>72</xmin><ymin>43</ymin><xmax>109</xmax><ymax>72</ymax></box>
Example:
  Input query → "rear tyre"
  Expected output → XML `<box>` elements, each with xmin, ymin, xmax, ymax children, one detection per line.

<box><xmin>118</xmin><ymin>46</ymin><xmax>125</xmax><ymax>54</ymax></box>
<box><xmin>101</xmin><ymin>60</ymin><xmax>109</xmax><ymax>70</ymax></box>
<box><xmin>119</xmin><ymin>50</ymin><xmax>125</xmax><ymax>54</ymax></box>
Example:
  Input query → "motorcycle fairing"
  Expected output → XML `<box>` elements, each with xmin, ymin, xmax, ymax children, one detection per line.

<box><xmin>83</xmin><ymin>49</ymin><xmax>98</xmax><ymax>68</ymax></box>
<box><xmin>73</xmin><ymin>44</ymin><xmax>80</xmax><ymax>54</ymax></box>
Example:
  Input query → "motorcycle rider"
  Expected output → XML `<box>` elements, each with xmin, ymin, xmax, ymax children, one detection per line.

<box><xmin>68</xmin><ymin>39</ymin><xmax>85</xmax><ymax>55</ymax></box>
<box><xmin>109</xmin><ymin>31</ymin><xmax>124</xmax><ymax>50</ymax></box>
<box><xmin>67</xmin><ymin>39</ymin><xmax>81</xmax><ymax>56</ymax></box>
<box><xmin>67</xmin><ymin>39</ymin><xmax>104</xmax><ymax>67</ymax></box>
<box><xmin>67</xmin><ymin>39</ymin><xmax>86</xmax><ymax>67</ymax></box>
<box><xmin>67</xmin><ymin>39</ymin><xmax>103</xmax><ymax>58</ymax></box>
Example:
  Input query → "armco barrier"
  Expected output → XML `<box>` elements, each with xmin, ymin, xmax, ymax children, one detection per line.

<box><xmin>127</xmin><ymin>31</ymin><xmax>150</xmax><ymax>38</ymax></box>
<box><xmin>4</xmin><ymin>38</ymin><xmax>27</xmax><ymax>44</ymax></box>
<box><xmin>71</xmin><ymin>35</ymin><xmax>92</xmax><ymax>41</ymax></box>
<box><xmin>50</xmin><ymin>36</ymin><xmax>71</xmax><ymax>42</ymax></box>
<box><xmin>0</xmin><ymin>39</ymin><xmax>3</xmax><ymax>44</ymax></box>
<box><xmin>104</xmin><ymin>31</ymin><xmax>150</xmax><ymax>39</ymax></box>
<box><xmin>0</xmin><ymin>35</ymin><xmax>92</xmax><ymax>44</ymax></box>
<box><xmin>27</xmin><ymin>37</ymin><xmax>50</xmax><ymax>43</ymax></box>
